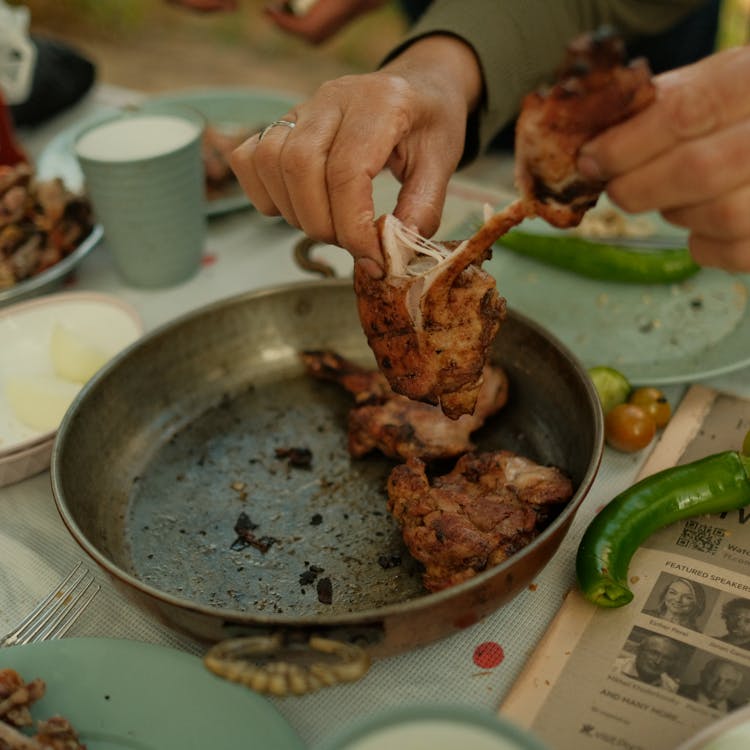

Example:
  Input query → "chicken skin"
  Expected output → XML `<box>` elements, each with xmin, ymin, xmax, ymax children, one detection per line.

<box><xmin>515</xmin><ymin>27</ymin><xmax>656</xmax><ymax>227</ymax></box>
<box><xmin>354</xmin><ymin>211</ymin><xmax>520</xmax><ymax>420</ymax></box>
<box><xmin>387</xmin><ymin>451</ymin><xmax>573</xmax><ymax>591</ymax></box>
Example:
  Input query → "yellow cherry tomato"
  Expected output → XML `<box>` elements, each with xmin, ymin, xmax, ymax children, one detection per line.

<box><xmin>628</xmin><ymin>387</ymin><xmax>671</xmax><ymax>429</ymax></box>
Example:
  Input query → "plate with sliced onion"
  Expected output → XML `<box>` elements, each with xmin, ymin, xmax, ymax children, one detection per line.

<box><xmin>0</xmin><ymin>291</ymin><xmax>142</xmax><ymax>486</ymax></box>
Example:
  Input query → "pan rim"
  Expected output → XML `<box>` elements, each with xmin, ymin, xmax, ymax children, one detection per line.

<box><xmin>50</xmin><ymin>280</ymin><xmax>604</xmax><ymax>630</ymax></box>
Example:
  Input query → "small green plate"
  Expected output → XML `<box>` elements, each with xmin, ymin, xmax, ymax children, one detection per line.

<box><xmin>0</xmin><ymin>637</ymin><xmax>304</xmax><ymax>750</ymax></box>
<box><xmin>37</xmin><ymin>86</ymin><xmax>302</xmax><ymax>216</ymax></box>
<box><xmin>452</xmin><ymin>210</ymin><xmax>750</xmax><ymax>385</ymax></box>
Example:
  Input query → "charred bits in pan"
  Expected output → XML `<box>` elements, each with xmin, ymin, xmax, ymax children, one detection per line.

<box><xmin>317</xmin><ymin>577</ymin><xmax>333</xmax><ymax>605</ymax></box>
<box><xmin>230</xmin><ymin>511</ymin><xmax>278</xmax><ymax>553</ymax></box>
<box><xmin>298</xmin><ymin>564</ymin><xmax>333</xmax><ymax>605</ymax></box>
<box><xmin>274</xmin><ymin>446</ymin><xmax>313</xmax><ymax>468</ymax></box>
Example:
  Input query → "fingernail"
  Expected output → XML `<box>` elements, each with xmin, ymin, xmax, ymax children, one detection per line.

<box><xmin>577</xmin><ymin>152</ymin><xmax>603</xmax><ymax>181</ymax></box>
<box><xmin>355</xmin><ymin>257</ymin><xmax>385</xmax><ymax>280</ymax></box>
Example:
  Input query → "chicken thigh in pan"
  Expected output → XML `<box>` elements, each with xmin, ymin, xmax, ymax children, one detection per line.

<box><xmin>387</xmin><ymin>451</ymin><xmax>574</xmax><ymax>592</ymax></box>
<box><xmin>302</xmin><ymin>350</ymin><xmax>509</xmax><ymax>461</ymax></box>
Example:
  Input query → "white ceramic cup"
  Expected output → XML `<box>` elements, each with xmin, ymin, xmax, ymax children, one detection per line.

<box><xmin>74</xmin><ymin>110</ymin><xmax>206</xmax><ymax>288</ymax></box>
<box><xmin>316</xmin><ymin>705</ymin><xmax>550</xmax><ymax>750</ymax></box>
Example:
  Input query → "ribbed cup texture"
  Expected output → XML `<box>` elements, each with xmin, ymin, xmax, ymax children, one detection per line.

<box><xmin>78</xmin><ymin>129</ymin><xmax>206</xmax><ymax>288</ymax></box>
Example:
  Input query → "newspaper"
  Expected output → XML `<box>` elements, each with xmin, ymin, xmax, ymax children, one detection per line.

<box><xmin>501</xmin><ymin>385</ymin><xmax>750</xmax><ymax>750</ymax></box>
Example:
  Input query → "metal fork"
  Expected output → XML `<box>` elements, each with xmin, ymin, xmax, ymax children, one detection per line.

<box><xmin>0</xmin><ymin>562</ymin><xmax>100</xmax><ymax>647</ymax></box>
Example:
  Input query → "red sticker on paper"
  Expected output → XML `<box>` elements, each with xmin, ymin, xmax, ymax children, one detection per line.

<box><xmin>473</xmin><ymin>641</ymin><xmax>504</xmax><ymax>669</ymax></box>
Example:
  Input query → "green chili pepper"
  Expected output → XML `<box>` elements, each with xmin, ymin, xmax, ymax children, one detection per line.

<box><xmin>576</xmin><ymin>447</ymin><xmax>750</xmax><ymax>608</ymax></box>
<box><xmin>496</xmin><ymin>230</ymin><xmax>700</xmax><ymax>284</ymax></box>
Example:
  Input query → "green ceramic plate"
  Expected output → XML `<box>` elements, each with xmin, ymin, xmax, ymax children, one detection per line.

<box><xmin>37</xmin><ymin>87</ymin><xmax>302</xmax><ymax>216</ymax></box>
<box><xmin>452</xmin><ymin>209</ymin><xmax>750</xmax><ymax>386</ymax></box>
<box><xmin>0</xmin><ymin>637</ymin><xmax>303</xmax><ymax>750</ymax></box>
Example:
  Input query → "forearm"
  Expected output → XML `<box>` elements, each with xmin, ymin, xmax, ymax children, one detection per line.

<box><xmin>381</xmin><ymin>34</ymin><xmax>484</xmax><ymax>124</ymax></box>
<box><xmin>384</xmin><ymin>0</ymin><xmax>709</xmax><ymax>161</ymax></box>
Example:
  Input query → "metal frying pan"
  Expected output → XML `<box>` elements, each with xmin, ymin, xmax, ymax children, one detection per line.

<box><xmin>51</xmin><ymin>279</ymin><xmax>603</xmax><ymax>668</ymax></box>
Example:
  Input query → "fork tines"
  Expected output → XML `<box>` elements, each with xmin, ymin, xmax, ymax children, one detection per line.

<box><xmin>0</xmin><ymin>562</ymin><xmax>100</xmax><ymax>647</ymax></box>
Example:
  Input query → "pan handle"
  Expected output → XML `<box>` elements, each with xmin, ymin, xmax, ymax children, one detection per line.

<box><xmin>293</xmin><ymin>236</ymin><xmax>338</xmax><ymax>279</ymax></box>
<box><xmin>204</xmin><ymin>634</ymin><xmax>370</xmax><ymax>696</ymax></box>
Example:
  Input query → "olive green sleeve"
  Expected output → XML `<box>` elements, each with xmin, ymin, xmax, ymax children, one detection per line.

<box><xmin>382</xmin><ymin>0</ymin><xmax>709</xmax><ymax>162</ymax></box>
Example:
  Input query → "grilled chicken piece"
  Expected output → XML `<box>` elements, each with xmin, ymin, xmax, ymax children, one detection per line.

<box><xmin>302</xmin><ymin>350</ymin><xmax>509</xmax><ymax>461</ymax></box>
<box><xmin>348</xmin><ymin>364</ymin><xmax>508</xmax><ymax>460</ymax></box>
<box><xmin>515</xmin><ymin>27</ymin><xmax>656</xmax><ymax>227</ymax></box>
<box><xmin>387</xmin><ymin>451</ymin><xmax>573</xmax><ymax>591</ymax></box>
<box><xmin>34</xmin><ymin>716</ymin><xmax>86</xmax><ymax>750</ymax></box>
<box><xmin>354</xmin><ymin>29</ymin><xmax>654</xmax><ymax>420</ymax></box>
<box><xmin>0</xmin><ymin>718</ymin><xmax>86</xmax><ymax>750</ymax></box>
<box><xmin>0</xmin><ymin>670</ymin><xmax>85</xmax><ymax>750</ymax></box>
<box><xmin>301</xmin><ymin>349</ymin><xmax>391</xmax><ymax>406</ymax></box>
<box><xmin>354</xmin><ymin>208</ymin><xmax>524</xmax><ymax>420</ymax></box>
<box><xmin>0</xmin><ymin>669</ymin><xmax>45</xmax><ymax>728</ymax></box>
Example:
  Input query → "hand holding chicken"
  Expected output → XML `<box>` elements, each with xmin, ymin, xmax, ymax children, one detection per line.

<box><xmin>232</xmin><ymin>29</ymin><xmax>658</xmax><ymax>417</ymax></box>
<box><xmin>357</xmin><ymin>29</ymin><xmax>656</xmax><ymax>417</ymax></box>
<box><xmin>578</xmin><ymin>46</ymin><xmax>750</xmax><ymax>272</ymax></box>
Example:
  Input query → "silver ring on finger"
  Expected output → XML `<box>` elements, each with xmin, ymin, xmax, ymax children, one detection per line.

<box><xmin>258</xmin><ymin>119</ymin><xmax>296</xmax><ymax>142</ymax></box>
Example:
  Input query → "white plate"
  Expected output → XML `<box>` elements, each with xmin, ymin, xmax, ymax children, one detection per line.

<box><xmin>0</xmin><ymin>291</ymin><xmax>142</xmax><ymax>485</ymax></box>
<box><xmin>0</xmin><ymin>438</ymin><xmax>53</xmax><ymax>488</ymax></box>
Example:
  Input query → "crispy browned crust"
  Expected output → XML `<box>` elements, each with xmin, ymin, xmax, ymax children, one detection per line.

<box><xmin>356</xmin><ymin>29</ymin><xmax>654</xmax><ymax>419</ymax></box>
<box><xmin>515</xmin><ymin>29</ymin><xmax>656</xmax><ymax>227</ymax></box>
<box><xmin>354</xmin><ymin>220</ymin><xmax>508</xmax><ymax>419</ymax></box>
<box><xmin>302</xmin><ymin>350</ymin><xmax>509</xmax><ymax>461</ymax></box>
<box><xmin>387</xmin><ymin>451</ymin><xmax>573</xmax><ymax>591</ymax></box>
